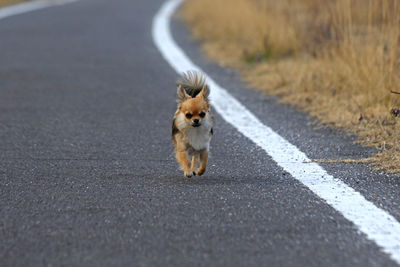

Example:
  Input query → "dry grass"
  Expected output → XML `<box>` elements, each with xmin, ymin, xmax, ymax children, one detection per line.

<box><xmin>0</xmin><ymin>0</ymin><xmax>28</xmax><ymax>7</ymax></box>
<box><xmin>182</xmin><ymin>0</ymin><xmax>400</xmax><ymax>175</ymax></box>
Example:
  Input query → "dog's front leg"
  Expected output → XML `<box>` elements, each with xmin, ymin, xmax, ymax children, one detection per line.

<box><xmin>176</xmin><ymin>149</ymin><xmax>193</xmax><ymax>178</ymax></box>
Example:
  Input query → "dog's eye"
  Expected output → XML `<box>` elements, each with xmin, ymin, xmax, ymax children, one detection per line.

<box><xmin>185</xmin><ymin>113</ymin><xmax>193</xmax><ymax>119</ymax></box>
<box><xmin>199</xmin><ymin>112</ymin><xmax>206</xmax><ymax>118</ymax></box>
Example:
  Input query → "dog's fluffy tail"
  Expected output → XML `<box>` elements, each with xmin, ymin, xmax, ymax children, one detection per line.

<box><xmin>177</xmin><ymin>70</ymin><xmax>209</xmax><ymax>98</ymax></box>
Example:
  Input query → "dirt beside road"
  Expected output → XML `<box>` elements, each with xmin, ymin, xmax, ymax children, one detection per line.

<box><xmin>181</xmin><ymin>0</ymin><xmax>400</xmax><ymax>176</ymax></box>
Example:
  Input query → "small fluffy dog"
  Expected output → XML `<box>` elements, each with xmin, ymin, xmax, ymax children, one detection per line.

<box><xmin>172</xmin><ymin>71</ymin><xmax>214</xmax><ymax>178</ymax></box>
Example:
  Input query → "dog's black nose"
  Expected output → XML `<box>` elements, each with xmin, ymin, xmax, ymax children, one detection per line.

<box><xmin>193</xmin><ymin>119</ymin><xmax>199</xmax><ymax>124</ymax></box>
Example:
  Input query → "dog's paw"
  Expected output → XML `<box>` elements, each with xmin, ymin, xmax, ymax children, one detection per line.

<box><xmin>195</xmin><ymin>169</ymin><xmax>205</xmax><ymax>176</ymax></box>
<box><xmin>184</xmin><ymin>171</ymin><xmax>195</xmax><ymax>178</ymax></box>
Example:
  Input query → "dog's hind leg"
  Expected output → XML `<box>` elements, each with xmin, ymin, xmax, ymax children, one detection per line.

<box><xmin>191</xmin><ymin>154</ymin><xmax>199</xmax><ymax>175</ymax></box>
<box><xmin>196</xmin><ymin>150</ymin><xmax>208</xmax><ymax>176</ymax></box>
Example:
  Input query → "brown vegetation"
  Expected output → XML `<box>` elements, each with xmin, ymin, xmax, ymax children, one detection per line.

<box><xmin>182</xmin><ymin>0</ymin><xmax>400</xmax><ymax>175</ymax></box>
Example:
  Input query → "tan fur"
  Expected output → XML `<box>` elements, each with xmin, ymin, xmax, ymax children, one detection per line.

<box><xmin>172</xmin><ymin>71</ymin><xmax>213</xmax><ymax>178</ymax></box>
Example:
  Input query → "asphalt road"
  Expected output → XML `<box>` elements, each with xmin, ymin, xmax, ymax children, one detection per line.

<box><xmin>1</xmin><ymin>0</ymin><xmax>400</xmax><ymax>266</ymax></box>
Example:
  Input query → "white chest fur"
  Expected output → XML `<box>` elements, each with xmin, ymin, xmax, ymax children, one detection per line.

<box><xmin>185</xmin><ymin>125</ymin><xmax>211</xmax><ymax>151</ymax></box>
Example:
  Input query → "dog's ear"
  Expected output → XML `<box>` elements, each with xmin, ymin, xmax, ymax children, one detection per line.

<box><xmin>177</xmin><ymin>84</ymin><xmax>190</xmax><ymax>103</ymax></box>
<box><xmin>198</xmin><ymin>84</ymin><xmax>210</xmax><ymax>101</ymax></box>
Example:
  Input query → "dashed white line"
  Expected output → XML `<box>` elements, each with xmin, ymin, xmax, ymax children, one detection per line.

<box><xmin>152</xmin><ymin>0</ymin><xmax>400</xmax><ymax>264</ymax></box>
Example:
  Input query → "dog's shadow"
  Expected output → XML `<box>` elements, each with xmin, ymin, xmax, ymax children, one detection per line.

<box><xmin>162</xmin><ymin>172</ymin><xmax>279</xmax><ymax>186</ymax></box>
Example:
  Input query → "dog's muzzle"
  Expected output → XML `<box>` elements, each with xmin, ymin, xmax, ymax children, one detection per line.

<box><xmin>192</xmin><ymin>119</ymin><xmax>201</xmax><ymax>127</ymax></box>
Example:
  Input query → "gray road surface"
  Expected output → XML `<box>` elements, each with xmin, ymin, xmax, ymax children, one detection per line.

<box><xmin>1</xmin><ymin>0</ymin><xmax>399</xmax><ymax>266</ymax></box>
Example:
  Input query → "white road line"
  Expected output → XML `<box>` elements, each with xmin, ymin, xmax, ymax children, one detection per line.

<box><xmin>0</xmin><ymin>0</ymin><xmax>77</xmax><ymax>20</ymax></box>
<box><xmin>152</xmin><ymin>0</ymin><xmax>400</xmax><ymax>264</ymax></box>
